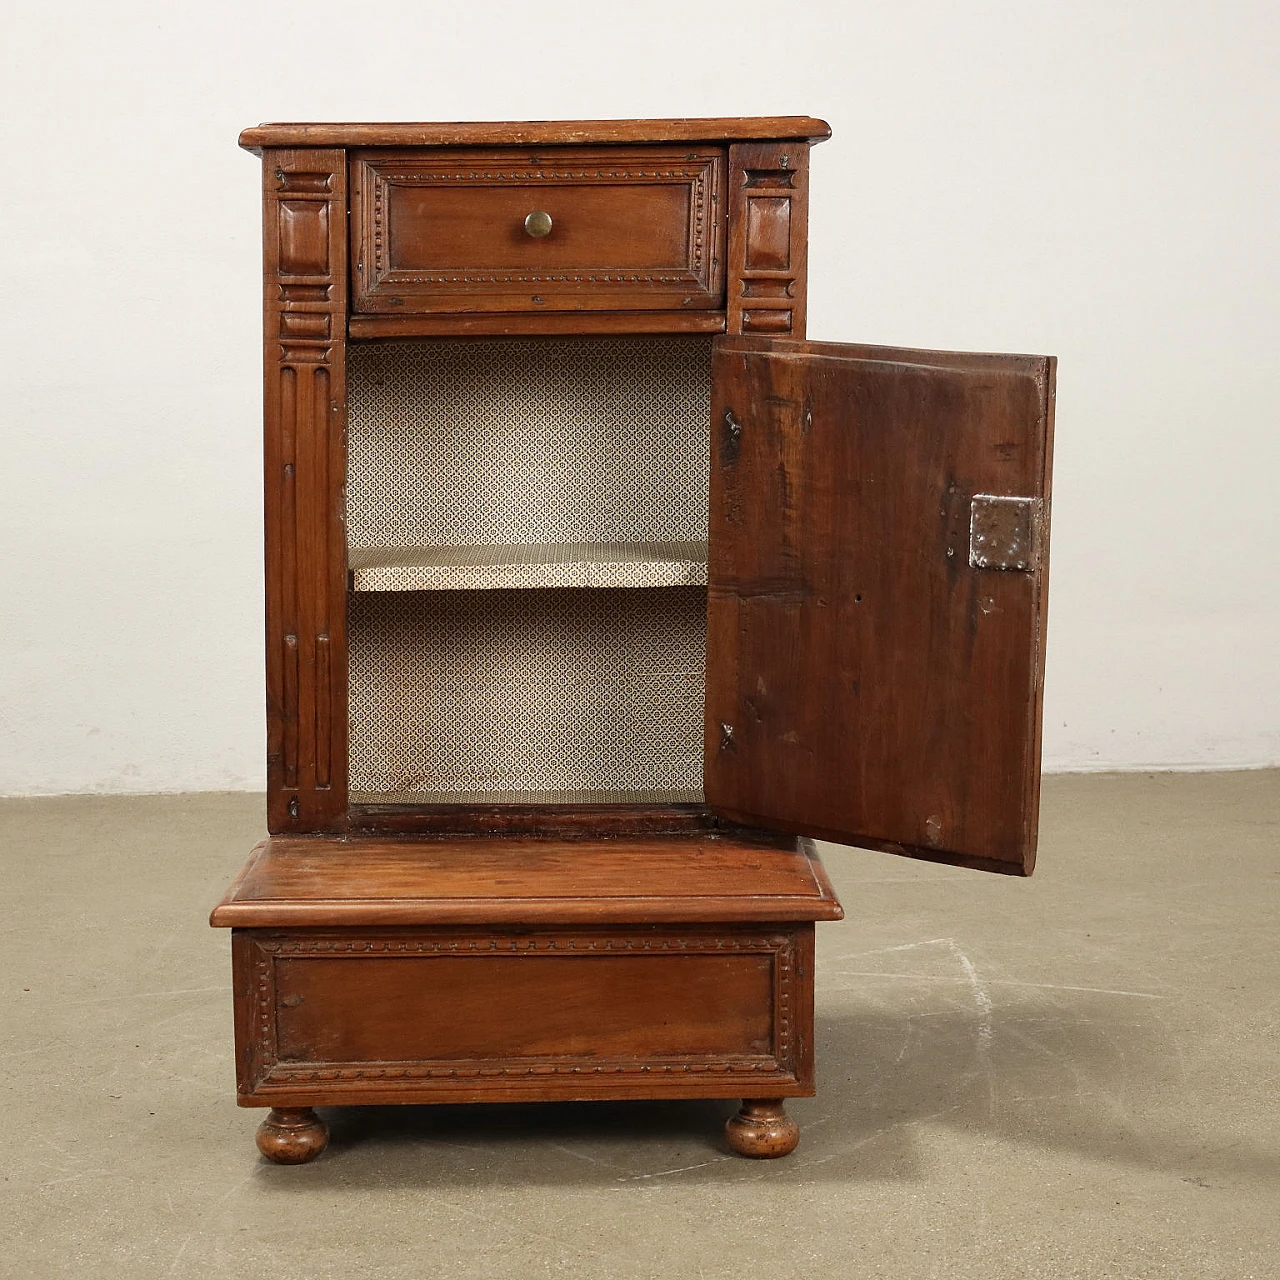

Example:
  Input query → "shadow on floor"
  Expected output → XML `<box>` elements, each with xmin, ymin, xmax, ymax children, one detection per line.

<box><xmin>251</xmin><ymin>986</ymin><xmax>1279</xmax><ymax>1190</ymax></box>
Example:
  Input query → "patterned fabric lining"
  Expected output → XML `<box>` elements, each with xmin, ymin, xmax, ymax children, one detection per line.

<box><xmin>347</xmin><ymin>336</ymin><xmax>712</xmax><ymax>548</ymax></box>
<box><xmin>346</xmin><ymin>336</ymin><xmax>712</xmax><ymax>805</ymax></box>
<box><xmin>349</xmin><ymin>541</ymin><xmax>709</xmax><ymax>591</ymax></box>
<box><xmin>348</xmin><ymin>587</ymin><xmax>706</xmax><ymax>801</ymax></box>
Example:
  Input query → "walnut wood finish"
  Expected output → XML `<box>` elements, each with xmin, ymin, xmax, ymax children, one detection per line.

<box><xmin>347</xmin><ymin>311</ymin><xmax>727</xmax><ymax>339</ymax></box>
<box><xmin>211</xmin><ymin>833</ymin><xmax>842</xmax><ymax>928</ymax></box>
<box><xmin>240</xmin><ymin>117</ymin><xmax>832</xmax><ymax>151</ymax></box>
<box><xmin>725</xmin><ymin>142</ymin><xmax>811</xmax><ymax>338</ymax></box>
<box><xmin>705</xmin><ymin>338</ymin><xmax>1055</xmax><ymax>874</ymax></box>
<box><xmin>350</xmin><ymin>148</ymin><xmax>726</xmax><ymax>315</ymax></box>
<box><xmin>261</xmin><ymin>149</ymin><xmax>349</xmax><ymax>834</ymax></box>
<box><xmin>223</xmin><ymin>116</ymin><xmax>1053</xmax><ymax>1164</ymax></box>
<box><xmin>347</xmin><ymin>801</ymin><xmax>719</xmax><ymax>839</ymax></box>
<box><xmin>230</xmin><ymin>923</ymin><xmax>814</xmax><ymax>1107</ymax></box>
<box><xmin>255</xmin><ymin>1107</ymin><xmax>328</xmax><ymax>1164</ymax></box>
<box><xmin>724</xmin><ymin>1099</ymin><xmax>800</xmax><ymax>1157</ymax></box>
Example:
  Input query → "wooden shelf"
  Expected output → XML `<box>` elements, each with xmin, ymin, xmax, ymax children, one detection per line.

<box><xmin>348</xmin><ymin>541</ymin><xmax>708</xmax><ymax>592</ymax></box>
<box><xmin>350</xmin><ymin>787</ymin><xmax>704</xmax><ymax>807</ymax></box>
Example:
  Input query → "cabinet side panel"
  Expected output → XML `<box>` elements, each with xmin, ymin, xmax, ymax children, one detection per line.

<box><xmin>261</xmin><ymin>148</ymin><xmax>349</xmax><ymax>832</ymax></box>
<box><xmin>230</xmin><ymin>930</ymin><xmax>271</xmax><ymax>1095</ymax></box>
<box><xmin>725</xmin><ymin>143</ymin><xmax>810</xmax><ymax>338</ymax></box>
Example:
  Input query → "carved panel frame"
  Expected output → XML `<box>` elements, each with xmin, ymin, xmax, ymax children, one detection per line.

<box><xmin>725</xmin><ymin>142</ymin><xmax>811</xmax><ymax>338</ymax></box>
<box><xmin>232</xmin><ymin>925</ymin><xmax>814</xmax><ymax>1105</ymax></box>
<box><xmin>349</xmin><ymin>147</ymin><xmax>726</xmax><ymax>314</ymax></box>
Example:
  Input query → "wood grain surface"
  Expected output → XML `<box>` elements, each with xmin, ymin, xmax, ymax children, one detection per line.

<box><xmin>347</xmin><ymin>310</ymin><xmax>728</xmax><ymax>338</ymax></box>
<box><xmin>349</xmin><ymin>148</ymin><xmax>725</xmax><ymax>315</ymax></box>
<box><xmin>211</xmin><ymin>833</ymin><xmax>843</xmax><ymax>926</ymax></box>
<box><xmin>231</xmin><ymin>924</ymin><xmax>814</xmax><ymax>1106</ymax></box>
<box><xmin>705</xmin><ymin>337</ymin><xmax>1055</xmax><ymax>874</ymax></box>
<box><xmin>725</xmin><ymin>142</ymin><xmax>810</xmax><ymax>338</ymax></box>
<box><xmin>240</xmin><ymin>117</ymin><xmax>832</xmax><ymax>151</ymax></box>
<box><xmin>260</xmin><ymin>150</ymin><xmax>350</xmax><ymax>833</ymax></box>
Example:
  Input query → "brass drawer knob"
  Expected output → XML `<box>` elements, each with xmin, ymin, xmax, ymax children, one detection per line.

<box><xmin>523</xmin><ymin>210</ymin><xmax>553</xmax><ymax>238</ymax></box>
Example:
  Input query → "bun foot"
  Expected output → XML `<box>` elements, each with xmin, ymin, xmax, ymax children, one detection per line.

<box><xmin>256</xmin><ymin>1107</ymin><xmax>329</xmax><ymax>1164</ymax></box>
<box><xmin>724</xmin><ymin>1098</ymin><xmax>800</xmax><ymax>1158</ymax></box>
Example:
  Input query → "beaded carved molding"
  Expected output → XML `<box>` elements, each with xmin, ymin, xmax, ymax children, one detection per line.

<box><xmin>240</xmin><ymin>929</ymin><xmax>799</xmax><ymax>1096</ymax></box>
<box><xmin>351</xmin><ymin>147</ymin><xmax>725</xmax><ymax>311</ymax></box>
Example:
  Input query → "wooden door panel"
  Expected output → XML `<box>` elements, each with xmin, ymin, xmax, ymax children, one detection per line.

<box><xmin>705</xmin><ymin>338</ymin><xmax>1055</xmax><ymax>874</ymax></box>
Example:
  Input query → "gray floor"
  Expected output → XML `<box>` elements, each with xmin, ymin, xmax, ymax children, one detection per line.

<box><xmin>2</xmin><ymin>772</ymin><xmax>1277</xmax><ymax>1279</ymax></box>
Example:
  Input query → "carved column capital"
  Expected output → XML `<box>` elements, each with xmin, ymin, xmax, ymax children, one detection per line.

<box><xmin>725</xmin><ymin>142</ymin><xmax>811</xmax><ymax>339</ymax></box>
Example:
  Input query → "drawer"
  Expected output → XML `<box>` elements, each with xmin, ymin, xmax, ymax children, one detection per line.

<box><xmin>350</xmin><ymin>147</ymin><xmax>726</xmax><ymax>315</ymax></box>
<box><xmin>231</xmin><ymin>924</ymin><xmax>812</xmax><ymax>1105</ymax></box>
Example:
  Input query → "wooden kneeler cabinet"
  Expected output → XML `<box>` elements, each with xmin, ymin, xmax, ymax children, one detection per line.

<box><xmin>212</xmin><ymin>116</ymin><xmax>1056</xmax><ymax>1164</ymax></box>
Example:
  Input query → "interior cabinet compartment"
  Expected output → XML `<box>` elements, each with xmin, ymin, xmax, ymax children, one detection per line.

<box><xmin>345</xmin><ymin>333</ymin><xmax>712</xmax><ymax>808</ymax></box>
<box><xmin>348</xmin><ymin>586</ymin><xmax>706</xmax><ymax>805</ymax></box>
<box><xmin>346</xmin><ymin>335</ymin><xmax>712</xmax><ymax>571</ymax></box>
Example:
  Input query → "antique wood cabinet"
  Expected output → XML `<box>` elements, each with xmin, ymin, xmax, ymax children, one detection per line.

<box><xmin>212</xmin><ymin>116</ymin><xmax>1055</xmax><ymax>1164</ymax></box>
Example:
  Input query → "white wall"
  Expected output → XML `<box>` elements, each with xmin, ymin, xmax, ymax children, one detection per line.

<box><xmin>2</xmin><ymin>0</ymin><xmax>1277</xmax><ymax>795</ymax></box>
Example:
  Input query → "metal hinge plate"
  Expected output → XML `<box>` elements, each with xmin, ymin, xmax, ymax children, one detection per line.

<box><xmin>969</xmin><ymin>495</ymin><xmax>1043</xmax><ymax>571</ymax></box>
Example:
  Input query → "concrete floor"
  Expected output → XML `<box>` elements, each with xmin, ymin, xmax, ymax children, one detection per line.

<box><xmin>1</xmin><ymin>772</ymin><xmax>1277</xmax><ymax>1279</ymax></box>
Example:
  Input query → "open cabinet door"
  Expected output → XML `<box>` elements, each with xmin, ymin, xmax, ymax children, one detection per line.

<box><xmin>705</xmin><ymin>338</ymin><xmax>1055</xmax><ymax>875</ymax></box>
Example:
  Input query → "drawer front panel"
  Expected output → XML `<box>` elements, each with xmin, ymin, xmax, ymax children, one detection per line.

<box><xmin>350</xmin><ymin>148</ymin><xmax>726</xmax><ymax>314</ymax></box>
<box><xmin>232</xmin><ymin>925</ymin><xmax>812</xmax><ymax>1104</ymax></box>
<box><xmin>276</xmin><ymin>953</ymin><xmax>771</xmax><ymax>1061</ymax></box>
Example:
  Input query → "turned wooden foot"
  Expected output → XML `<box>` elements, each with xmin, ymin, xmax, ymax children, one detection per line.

<box><xmin>724</xmin><ymin>1098</ymin><xmax>800</xmax><ymax>1158</ymax></box>
<box><xmin>255</xmin><ymin>1107</ymin><xmax>329</xmax><ymax>1164</ymax></box>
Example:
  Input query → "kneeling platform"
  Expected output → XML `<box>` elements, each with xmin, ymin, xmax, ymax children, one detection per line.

<box><xmin>211</xmin><ymin>832</ymin><xmax>843</xmax><ymax>1161</ymax></box>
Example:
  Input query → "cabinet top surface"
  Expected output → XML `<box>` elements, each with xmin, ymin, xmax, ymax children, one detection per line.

<box><xmin>239</xmin><ymin>116</ymin><xmax>832</xmax><ymax>151</ymax></box>
<box><xmin>211</xmin><ymin>834</ymin><xmax>844</xmax><ymax>927</ymax></box>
